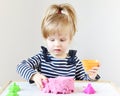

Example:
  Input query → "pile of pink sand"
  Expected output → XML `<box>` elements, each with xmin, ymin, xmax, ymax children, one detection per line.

<box><xmin>42</xmin><ymin>76</ymin><xmax>74</xmax><ymax>94</ymax></box>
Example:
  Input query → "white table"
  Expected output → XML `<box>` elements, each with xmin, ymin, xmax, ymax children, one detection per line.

<box><xmin>0</xmin><ymin>81</ymin><xmax>120</xmax><ymax>96</ymax></box>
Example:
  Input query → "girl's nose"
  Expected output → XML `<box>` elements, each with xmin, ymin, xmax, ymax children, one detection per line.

<box><xmin>54</xmin><ymin>40</ymin><xmax>60</xmax><ymax>46</ymax></box>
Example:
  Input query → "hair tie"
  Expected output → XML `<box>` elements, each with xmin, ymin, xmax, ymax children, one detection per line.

<box><xmin>58</xmin><ymin>7</ymin><xmax>62</xmax><ymax>14</ymax></box>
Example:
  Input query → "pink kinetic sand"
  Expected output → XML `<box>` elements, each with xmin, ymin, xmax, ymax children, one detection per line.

<box><xmin>42</xmin><ymin>76</ymin><xmax>74</xmax><ymax>94</ymax></box>
<box><xmin>83</xmin><ymin>83</ymin><xmax>96</xmax><ymax>94</ymax></box>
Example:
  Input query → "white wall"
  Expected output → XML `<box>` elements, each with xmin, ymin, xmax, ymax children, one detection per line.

<box><xmin>0</xmin><ymin>0</ymin><xmax>120</xmax><ymax>87</ymax></box>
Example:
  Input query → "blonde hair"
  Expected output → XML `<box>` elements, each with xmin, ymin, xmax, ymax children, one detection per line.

<box><xmin>41</xmin><ymin>3</ymin><xmax>76</xmax><ymax>40</ymax></box>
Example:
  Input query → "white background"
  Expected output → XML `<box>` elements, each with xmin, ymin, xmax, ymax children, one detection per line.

<box><xmin>0</xmin><ymin>0</ymin><xmax>120</xmax><ymax>87</ymax></box>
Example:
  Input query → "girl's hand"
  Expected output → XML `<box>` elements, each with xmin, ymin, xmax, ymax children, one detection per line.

<box><xmin>31</xmin><ymin>72</ymin><xmax>48</xmax><ymax>89</ymax></box>
<box><xmin>87</xmin><ymin>67</ymin><xmax>99</xmax><ymax>80</ymax></box>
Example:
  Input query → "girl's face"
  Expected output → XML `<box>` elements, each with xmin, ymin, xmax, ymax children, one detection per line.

<box><xmin>46</xmin><ymin>33</ymin><xmax>71</xmax><ymax>58</ymax></box>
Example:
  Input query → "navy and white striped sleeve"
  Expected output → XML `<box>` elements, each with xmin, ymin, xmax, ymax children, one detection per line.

<box><xmin>75</xmin><ymin>57</ymin><xmax>89</xmax><ymax>80</ymax></box>
<box><xmin>16</xmin><ymin>53</ymin><xmax>41</xmax><ymax>82</ymax></box>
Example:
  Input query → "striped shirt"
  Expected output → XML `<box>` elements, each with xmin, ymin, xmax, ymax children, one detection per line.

<box><xmin>16</xmin><ymin>46</ymin><xmax>100</xmax><ymax>83</ymax></box>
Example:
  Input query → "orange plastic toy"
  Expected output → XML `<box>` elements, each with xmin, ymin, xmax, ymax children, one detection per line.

<box><xmin>82</xmin><ymin>60</ymin><xmax>100</xmax><ymax>71</ymax></box>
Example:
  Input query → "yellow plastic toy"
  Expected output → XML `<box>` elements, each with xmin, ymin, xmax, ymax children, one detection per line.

<box><xmin>82</xmin><ymin>60</ymin><xmax>100</xmax><ymax>71</ymax></box>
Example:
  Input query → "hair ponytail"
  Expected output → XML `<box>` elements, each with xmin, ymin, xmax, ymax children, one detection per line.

<box><xmin>41</xmin><ymin>3</ymin><xmax>76</xmax><ymax>39</ymax></box>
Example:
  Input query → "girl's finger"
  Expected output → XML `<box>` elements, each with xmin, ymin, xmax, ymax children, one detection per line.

<box><xmin>35</xmin><ymin>80</ymin><xmax>42</xmax><ymax>89</ymax></box>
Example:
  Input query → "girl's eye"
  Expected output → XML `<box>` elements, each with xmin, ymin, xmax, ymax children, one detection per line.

<box><xmin>50</xmin><ymin>38</ymin><xmax>55</xmax><ymax>41</ymax></box>
<box><xmin>60</xmin><ymin>39</ymin><xmax>66</xmax><ymax>42</ymax></box>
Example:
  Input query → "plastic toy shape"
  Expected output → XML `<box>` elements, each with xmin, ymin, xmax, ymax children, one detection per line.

<box><xmin>83</xmin><ymin>83</ymin><xmax>96</xmax><ymax>94</ymax></box>
<box><xmin>82</xmin><ymin>60</ymin><xmax>100</xmax><ymax>71</ymax></box>
<box><xmin>6</xmin><ymin>82</ymin><xmax>20</xmax><ymax>96</ymax></box>
<box><xmin>9</xmin><ymin>82</ymin><xmax>20</xmax><ymax>92</ymax></box>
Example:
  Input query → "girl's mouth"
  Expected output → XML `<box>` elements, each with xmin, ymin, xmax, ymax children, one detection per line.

<box><xmin>54</xmin><ymin>49</ymin><xmax>61</xmax><ymax>52</ymax></box>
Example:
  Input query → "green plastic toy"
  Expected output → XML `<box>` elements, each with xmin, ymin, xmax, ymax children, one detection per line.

<box><xmin>6</xmin><ymin>82</ymin><xmax>20</xmax><ymax>96</ymax></box>
<box><xmin>9</xmin><ymin>82</ymin><xmax>20</xmax><ymax>92</ymax></box>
